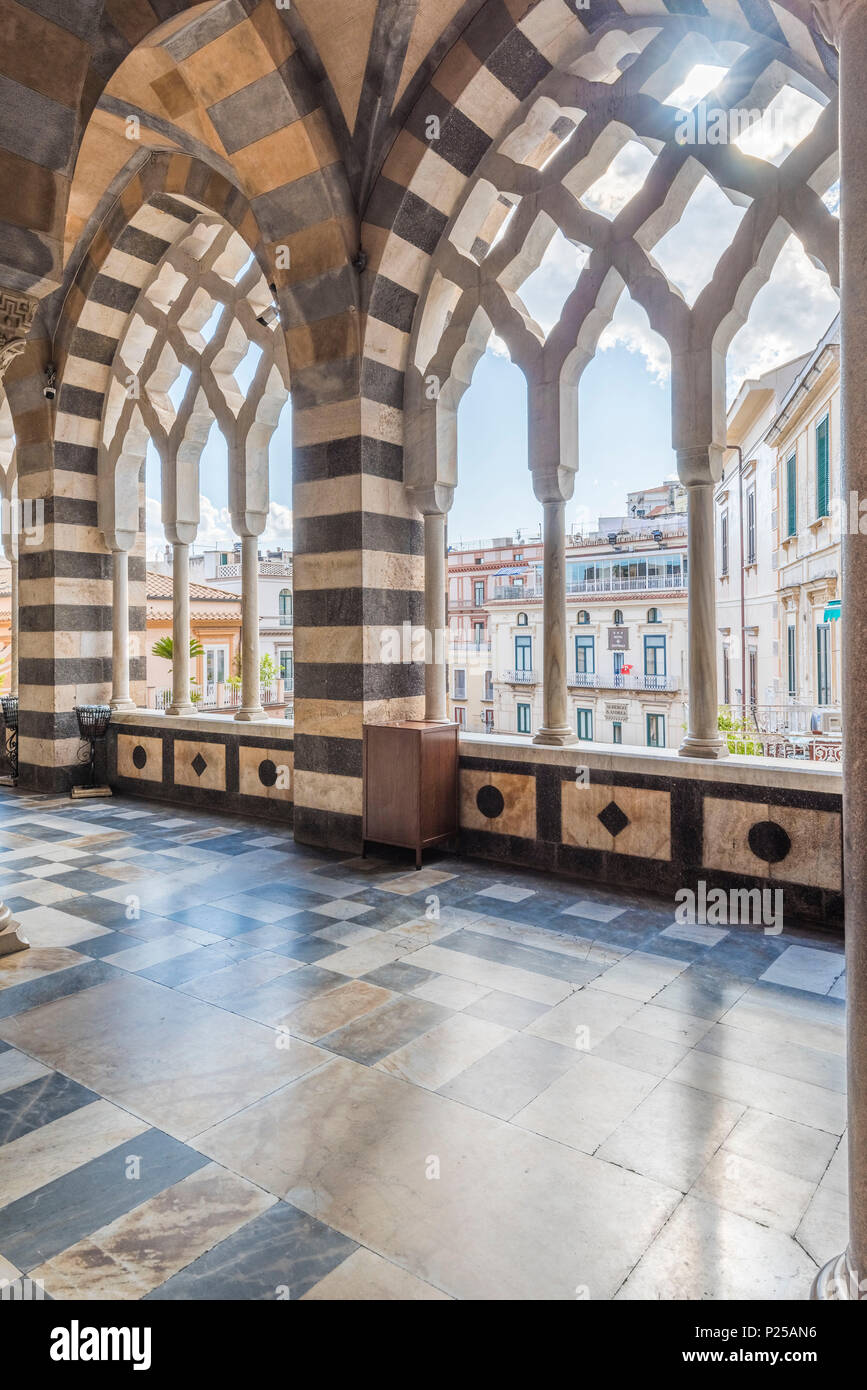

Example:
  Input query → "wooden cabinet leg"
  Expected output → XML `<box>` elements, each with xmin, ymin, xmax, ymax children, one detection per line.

<box><xmin>415</xmin><ymin>847</ymin><xmax>422</xmax><ymax>869</ymax></box>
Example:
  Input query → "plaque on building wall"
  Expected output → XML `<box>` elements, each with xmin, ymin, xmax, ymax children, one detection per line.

<box><xmin>604</xmin><ymin>702</ymin><xmax>629</xmax><ymax>722</ymax></box>
<box><xmin>608</xmin><ymin>628</ymin><xmax>629</xmax><ymax>650</ymax></box>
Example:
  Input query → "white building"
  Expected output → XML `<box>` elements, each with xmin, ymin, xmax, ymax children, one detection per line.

<box><xmin>486</xmin><ymin>525</ymin><xmax>689</xmax><ymax>748</ymax></box>
<box><xmin>716</xmin><ymin>351</ymin><xmax>811</xmax><ymax>715</ymax></box>
<box><xmin>191</xmin><ymin>546</ymin><xmax>294</xmax><ymax>692</ymax></box>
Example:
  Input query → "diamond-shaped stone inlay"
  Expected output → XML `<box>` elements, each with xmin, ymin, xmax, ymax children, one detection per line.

<box><xmin>191</xmin><ymin>752</ymin><xmax>208</xmax><ymax>778</ymax></box>
<box><xmin>597</xmin><ymin>800</ymin><xmax>629</xmax><ymax>838</ymax></box>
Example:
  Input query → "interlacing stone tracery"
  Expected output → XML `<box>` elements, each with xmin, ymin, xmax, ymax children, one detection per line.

<box><xmin>405</xmin><ymin>15</ymin><xmax>839</xmax><ymax>753</ymax></box>
<box><xmin>98</xmin><ymin>210</ymin><xmax>289</xmax><ymax>720</ymax></box>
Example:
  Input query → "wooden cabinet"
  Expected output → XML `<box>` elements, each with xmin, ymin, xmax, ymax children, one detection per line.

<box><xmin>363</xmin><ymin>721</ymin><xmax>459</xmax><ymax>868</ymax></box>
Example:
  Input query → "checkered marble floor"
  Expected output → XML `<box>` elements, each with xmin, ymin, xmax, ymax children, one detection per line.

<box><xmin>0</xmin><ymin>789</ymin><xmax>847</xmax><ymax>1300</ymax></box>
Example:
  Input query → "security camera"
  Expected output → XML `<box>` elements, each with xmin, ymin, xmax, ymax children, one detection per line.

<box><xmin>43</xmin><ymin>363</ymin><xmax>57</xmax><ymax>401</ymax></box>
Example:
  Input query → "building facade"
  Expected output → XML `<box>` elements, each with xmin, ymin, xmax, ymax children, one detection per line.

<box><xmin>448</xmin><ymin>513</ymin><xmax>689</xmax><ymax>749</ymax></box>
<box><xmin>195</xmin><ymin>547</ymin><xmax>294</xmax><ymax>696</ymax></box>
<box><xmin>768</xmin><ymin>323</ymin><xmax>842</xmax><ymax>724</ymax></box>
<box><xmin>715</xmin><ymin>320</ymin><xmax>842</xmax><ymax>748</ymax></box>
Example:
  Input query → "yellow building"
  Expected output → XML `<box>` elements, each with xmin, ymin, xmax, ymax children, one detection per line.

<box><xmin>145</xmin><ymin>571</ymin><xmax>241</xmax><ymax>708</ymax></box>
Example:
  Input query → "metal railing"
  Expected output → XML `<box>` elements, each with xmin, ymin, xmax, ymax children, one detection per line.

<box><xmin>568</xmin><ymin>672</ymin><xmax>678</xmax><ymax>691</ymax></box>
<box><xmin>492</xmin><ymin>576</ymin><xmax>686</xmax><ymax>601</ymax></box>
<box><xmin>718</xmin><ymin>704</ymin><xmax>842</xmax><ymax>761</ymax></box>
<box><xmin>148</xmin><ymin>682</ymin><xmax>290</xmax><ymax>711</ymax></box>
<box><xmin>720</xmin><ymin>703</ymin><xmax>842</xmax><ymax>736</ymax></box>
<box><xmin>450</xmin><ymin>640</ymin><xmax>492</xmax><ymax>655</ymax></box>
<box><xmin>503</xmin><ymin>669</ymin><xmax>538</xmax><ymax>684</ymax></box>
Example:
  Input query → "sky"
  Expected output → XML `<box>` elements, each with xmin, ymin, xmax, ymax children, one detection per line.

<box><xmin>144</xmin><ymin>66</ymin><xmax>841</xmax><ymax>559</ymax></box>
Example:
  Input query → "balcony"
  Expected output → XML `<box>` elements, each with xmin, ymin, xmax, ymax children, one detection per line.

<box><xmin>147</xmin><ymin>682</ymin><xmax>292</xmax><ymax>711</ymax></box>
<box><xmin>719</xmin><ymin>704</ymin><xmax>843</xmax><ymax>762</ymax></box>
<box><xmin>567</xmin><ymin>672</ymin><xmax>678</xmax><ymax>692</ymax></box>
<box><xmin>503</xmin><ymin>669</ymin><xmax>538</xmax><ymax>684</ymax></box>
<box><xmin>491</xmin><ymin>577</ymin><xmax>687</xmax><ymax>602</ymax></box>
<box><xmin>450</xmin><ymin>640</ymin><xmax>491</xmax><ymax>657</ymax></box>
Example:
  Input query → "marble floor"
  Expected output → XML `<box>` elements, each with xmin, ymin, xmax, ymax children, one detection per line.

<box><xmin>0</xmin><ymin>788</ymin><xmax>847</xmax><ymax>1300</ymax></box>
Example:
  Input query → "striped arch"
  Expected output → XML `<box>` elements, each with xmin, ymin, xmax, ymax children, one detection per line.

<box><xmin>361</xmin><ymin>0</ymin><xmax>838</xmax><ymax>380</ymax></box>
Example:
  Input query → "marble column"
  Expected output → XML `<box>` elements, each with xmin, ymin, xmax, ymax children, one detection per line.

<box><xmin>424</xmin><ymin>510</ymin><xmax>448</xmax><ymax>721</ymax></box>
<box><xmin>236</xmin><ymin>532</ymin><xmax>264</xmax><ymax>721</ymax></box>
<box><xmin>166</xmin><ymin>540</ymin><xmax>194</xmax><ymax>717</ymax></box>
<box><xmin>812</xmin><ymin>0</ymin><xmax>867</xmax><ymax>1301</ymax></box>
<box><xmin>110</xmin><ymin>548</ymin><xmax>134</xmax><ymax>711</ymax></box>
<box><xmin>534</xmin><ymin>496</ymin><xmax>576</xmax><ymax>747</ymax></box>
<box><xmin>678</xmin><ymin>461</ymin><xmax>726</xmax><ymax>759</ymax></box>
<box><xmin>8</xmin><ymin>552</ymin><xmax>17</xmax><ymax>696</ymax></box>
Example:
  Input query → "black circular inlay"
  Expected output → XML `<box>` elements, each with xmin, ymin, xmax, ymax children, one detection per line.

<box><xmin>748</xmin><ymin>819</ymin><xmax>792</xmax><ymax>864</ymax></box>
<box><xmin>132</xmin><ymin>744</ymin><xmax>148</xmax><ymax>770</ymax></box>
<box><xmin>258</xmin><ymin>758</ymin><xmax>278</xmax><ymax>788</ymax></box>
<box><xmin>476</xmin><ymin>784</ymin><xmax>505</xmax><ymax>819</ymax></box>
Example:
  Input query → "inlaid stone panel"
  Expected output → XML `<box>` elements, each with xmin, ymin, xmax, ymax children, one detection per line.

<box><xmin>561</xmin><ymin>783</ymin><xmax>671</xmax><ymax>861</ymax></box>
<box><xmin>703</xmin><ymin>798</ymin><xmax>842</xmax><ymax>891</ymax></box>
<box><xmin>238</xmin><ymin>745</ymin><xmax>293</xmax><ymax>802</ymax></box>
<box><xmin>460</xmin><ymin>769</ymin><xmax>535</xmax><ymax>838</ymax></box>
<box><xmin>173</xmin><ymin>741</ymin><xmax>226</xmax><ymax>793</ymax></box>
<box><xmin>116</xmin><ymin>734</ymin><xmax>163</xmax><ymax>784</ymax></box>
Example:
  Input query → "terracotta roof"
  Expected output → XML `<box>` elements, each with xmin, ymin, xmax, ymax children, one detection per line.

<box><xmin>146</xmin><ymin>570</ymin><xmax>239</xmax><ymax>602</ymax></box>
<box><xmin>147</xmin><ymin>605</ymin><xmax>240</xmax><ymax>624</ymax></box>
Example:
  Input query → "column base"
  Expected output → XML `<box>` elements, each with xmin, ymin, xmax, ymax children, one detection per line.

<box><xmin>110</xmin><ymin>698</ymin><xmax>136</xmax><ymax>712</ymax></box>
<box><xmin>0</xmin><ymin>903</ymin><xmax>28</xmax><ymax>956</ymax></box>
<box><xmin>234</xmin><ymin>707</ymin><xmax>266</xmax><ymax>722</ymax></box>
<box><xmin>166</xmin><ymin>704</ymin><xmax>196</xmax><ymax>718</ymax></box>
<box><xmin>679</xmin><ymin>735</ymin><xmax>728</xmax><ymax>759</ymax></box>
<box><xmin>533</xmin><ymin>726</ymin><xmax>578</xmax><ymax>747</ymax></box>
<box><xmin>811</xmin><ymin>1251</ymin><xmax>863</xmax><ymax>1299</ymax></box>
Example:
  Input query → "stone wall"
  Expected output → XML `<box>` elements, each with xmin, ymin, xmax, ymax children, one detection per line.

<box><xmin>106</xmin><ymin>712</ymin><xmax>294</xmax><ymax>824</ymax></box>
<box><xmin>457</xmin><ymin>737</ymin><xmax>843</xmax><ymax>929</ymax></box>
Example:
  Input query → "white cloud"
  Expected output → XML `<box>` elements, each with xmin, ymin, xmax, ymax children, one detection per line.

<box><xmin>726</xmin><ymin>235</ymin><xmax>839</xmax><ymax>398</ymax></box>
<box><xmin>598</xmin><ymin>295</ymin><xmax>671</xmax><ymax>385</ymax></box>
<box><xmin>581</xmin><ymin>140</ymin><xmax>656</xmax><ymax>221</ymax></box>
<box><xmin>145</xmin><ymin>493</ymin><xmax>293</xmax><ymax>560</ymax></box>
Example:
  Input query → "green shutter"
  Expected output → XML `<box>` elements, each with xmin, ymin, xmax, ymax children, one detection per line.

<box><xmin>786</xmin><ymin>454</ymin><xmax>797</xmax><ymax>536</ymax></box>
<box><xmin>816</xmin><ymin>418</ymin><xmax>829</xmax><ymax>519</ymax></box>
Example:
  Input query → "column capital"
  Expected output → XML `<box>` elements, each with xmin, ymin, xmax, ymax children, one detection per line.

<box><xmin>0</xmin><ymin>287</ymin><xmax>38</xmax><ymax>381</ymax></box>
<box><xmin>676</xmin><ymin>445</ymin><xmax>724</xmax><ymax>488</ymax></box>
<box><xmin>230</xmin><ymin>513</ymin><xmax>267</xmax><ymax>539</ymax></box>
<box><xmin>531</xmin><ymin>469</ymin><xmax>574</xmax><ymax>506</ymax></box>
<box><xmin>812</xmin><ymin>0</ymin><xmax>867</xmax><ymax>44</ymax></box>
<box><xmin>407</xmin><ymin>483</ymin><xmax>454</xmax><ymax>517</ymax></box>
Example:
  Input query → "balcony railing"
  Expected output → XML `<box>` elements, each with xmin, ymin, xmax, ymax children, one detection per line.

<box><xmin>148</xmin><ymin>681</ymin><xmax>292</xmax><ymax>711</ymax></box>
<box><xmin>492</xmin><ymin>576</ymin><xmax>686</xmax><ymax>601</ymax></box>
<box><xmin>568</xmin><ymin>672</ymin><xmax>678</xmax><ymax>691</ymax></box>
<box><xmin>719</xmin><ymin>703</ymin><xmax>842</xmax><ymax>760</ymax></box>
<box><xmin>503</xmin><ymin>669</ymin><xmax>538</xmax><ymax>684</ymax></box>
<box><xmin>450</xmin><ymin>640</ymin><xmax>492</xmax><ymax>655</ymax></box>
<box><xmin>216</xmin><ymin>561</ymin><xmax>292</xmax><ymax>579</ymax></box>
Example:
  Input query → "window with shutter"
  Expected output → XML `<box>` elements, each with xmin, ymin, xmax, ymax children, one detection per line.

<box><xmin>786</xmin><ymin>454</ymin><xmax>797</xmax><ymax>536</ymax></box>
<box><xmin>816</xmin><ymin>417</ymin><xmax>830</xmax><ymax>519</ymax></box>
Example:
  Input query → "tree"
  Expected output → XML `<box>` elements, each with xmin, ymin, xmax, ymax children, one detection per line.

<box><xmin>151</xmin><ymin>635</ymin><xmax>204</xmax><ymax>665</ymax></box>
<box><xmin>259</xmin><ymin>653</ymin><xmax>277</xmax><ymax>685</ymax></box>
